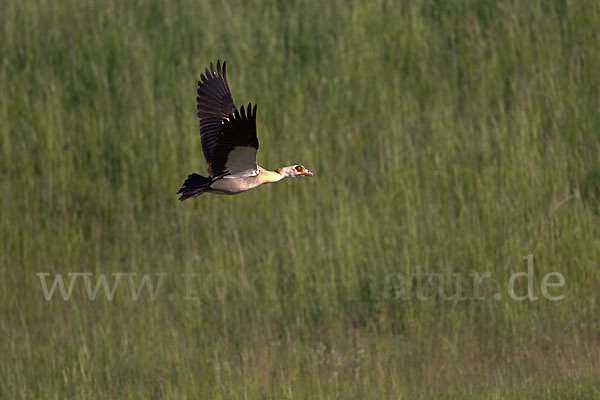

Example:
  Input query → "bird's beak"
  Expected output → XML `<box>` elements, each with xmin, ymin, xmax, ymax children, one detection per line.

<box><xmin>304</xmin><ymin>169</ymin><xmax>314</xmax><ymax>177</ymax></box>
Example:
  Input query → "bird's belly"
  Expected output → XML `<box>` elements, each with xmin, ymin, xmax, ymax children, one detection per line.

<box><xmin>209</xmin><ymin>176</ymin><xmax>262</xmax><ymax>194</ymax></box>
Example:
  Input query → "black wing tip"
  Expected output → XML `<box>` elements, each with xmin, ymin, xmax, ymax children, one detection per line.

<box><xmin>217</xmin><ymin>59</ymin><xmax>227</xmax><ymax>79</ymax></box>
<box><xmin>233</xmin><ymin>103</ymin><xmax>257</xmax><ymax>120</ymax></box>
<box><xmin>249</xmin><ymin>103</ymin><xmax>256</xmax><ymax>120</ymax></box>
<box><xmin>197</xmin><ymin>60</ymin><xmax>227</xmax><ymax>87</ymax></box>
<box><xmin>211</xmin><ymin>59</ymin><xmax>226</xmax><ymax>76</ymax></box>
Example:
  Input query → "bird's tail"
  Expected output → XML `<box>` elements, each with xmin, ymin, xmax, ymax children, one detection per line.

<box><xmin>177</xmin><ymin>173</ymin><xmax>212</xmax><ymax>201</ymax></box>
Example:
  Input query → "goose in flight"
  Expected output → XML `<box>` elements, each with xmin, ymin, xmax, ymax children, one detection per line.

<box><xmin>178</xmin><ymin>60</ymin><xmax>313</xmax><ymax>200</ymax></box>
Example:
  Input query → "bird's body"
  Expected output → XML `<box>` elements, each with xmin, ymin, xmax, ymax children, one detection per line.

<box><xmin>178</xmin><ymin>60</ymin><xmax>313</xmax><ymax>200</ymax></box>
<box><xmin>206</xmin><ymin>166</ymin><xmax>282</xmax><ymax>194</ymax></box>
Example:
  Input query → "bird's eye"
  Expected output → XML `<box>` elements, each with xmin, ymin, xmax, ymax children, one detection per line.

<box><xmin>295</xmin><ymin>165</ymin><xmax>304</xmax><ymax>172</ymax></box>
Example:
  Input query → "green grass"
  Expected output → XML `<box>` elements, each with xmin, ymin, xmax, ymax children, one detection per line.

<box><xmin>2</xmin><ymin>0</ymin><xmax>600</xmax><ymax>397</ymax></box>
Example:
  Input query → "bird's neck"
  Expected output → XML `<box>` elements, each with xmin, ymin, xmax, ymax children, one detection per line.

<box><xmin>258</xmin><ymin>167</ymin><xmax>285</xmax><ymax>183</ymax></box>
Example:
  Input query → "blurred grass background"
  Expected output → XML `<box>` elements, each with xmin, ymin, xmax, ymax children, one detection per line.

<box><xmin>1</xmin><ymin>0</ymin><xmax>600</xmax><ymax>398</ymax></box>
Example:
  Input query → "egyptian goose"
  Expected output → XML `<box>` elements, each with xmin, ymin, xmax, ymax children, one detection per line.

<box><xmin>178</xmin><ymin>60</ymin><xmax>314</xmax><ymax>200</ymax></box>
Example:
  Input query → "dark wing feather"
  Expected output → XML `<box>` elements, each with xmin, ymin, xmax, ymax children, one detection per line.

<box><xmin>210</xmin><ymin>103</ymin><xmax>259</xmax><ymax>178</ymax></box>
<box><xmin>196</xmin><ymin>60</ymin><xmax>236</xmax><ymax>166</ymax></box>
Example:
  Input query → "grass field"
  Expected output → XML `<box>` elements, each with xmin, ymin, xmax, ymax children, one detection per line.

<box><xmin>2</xmin><ymin>0</ymin><xmax>600</xmax><ymax>398</ymax></box>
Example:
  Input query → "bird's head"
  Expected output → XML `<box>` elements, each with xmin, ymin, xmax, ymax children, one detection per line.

<box><xmin>281</xmin><ymin>165</ymin><xmax>314</xmax><ymax>178</ymax></box>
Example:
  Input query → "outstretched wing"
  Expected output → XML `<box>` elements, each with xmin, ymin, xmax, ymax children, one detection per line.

<box><xmin>196</xmin><ymin>60</ymin><xmax>236</xmax><ymax>168</ymax></box>
<box><xmin>210</xmin><ymin>103</ymin><xmax>259</xmax><ymax>178</ymax></box>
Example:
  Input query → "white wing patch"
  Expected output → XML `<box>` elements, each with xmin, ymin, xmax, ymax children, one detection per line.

<box><xmin>222</xmin><ymin>146</ymin><xmax>259</xmax><ymax>178</ymax></box>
